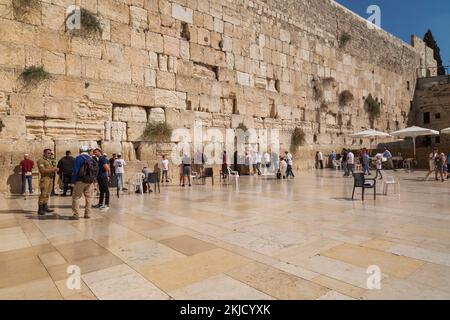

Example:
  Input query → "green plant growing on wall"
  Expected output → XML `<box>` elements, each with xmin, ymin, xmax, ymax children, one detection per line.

<box><xmin>339</xmin><ymin>32</ymin><xmax>351</xmax><ymax>48</ymax></box>
<box><xmin>13</xmin><ymin>0</ymin><xmax>41</xmax><ymax>19</ymax></box>
<box><xmin>339</xmin><ymin>90</ymin><xmax>354</xmax><ymax>106</ymax></box>
<box><xmin>142</xmin><ymin>121</ymin><xmax>173</xmax><ymax>142</ymax></box>
<box><xmin>66</xmin><ymin>7</ymin><xmax>103</xmax><ymax>38</ymax></box>
<box><xmin>365</xmin><ymin>94</ymin><xmax>381</xmax><ymax>124</ymax></box>
<box><xmin>236</xmin><ymin>122</ymin><xmax>248</xmax><ymax>132</ymax></box>
<box><xmin>20</xmin><ymin>66</ymin><xmax>50</xmax><ymax>86</ymax></box>
<box><xmin>291</xmin><ymin>127</ymin><xmax>306</xmax><ymax>151</ymax></box>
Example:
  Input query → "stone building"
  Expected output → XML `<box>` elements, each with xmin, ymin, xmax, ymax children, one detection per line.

<box><xmin>0</xmin><ymin>0</ymin><xmax>437</xmax><ymax>192</ymax></box>
<box><xmin>411</xmin><ymin>75</ymin><xmax>450</xmax><ymax>166</ymax></box>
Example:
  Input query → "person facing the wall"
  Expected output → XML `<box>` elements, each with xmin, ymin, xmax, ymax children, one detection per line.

<box><xmin>57</xmin><ymin>150</ymin><xmax>75</xmax><ymax>196</ymax></box>
<box><xmin>20</xmin><ymin>154</ymin><xmax>34</xmax><ymax>195</ymax></box>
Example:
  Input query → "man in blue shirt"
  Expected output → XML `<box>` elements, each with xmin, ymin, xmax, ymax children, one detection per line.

<box><xmin>93</xmin><ymin>148</ymin><xmax>110</xmax><ymax>210</ymax></box>
<box><xmin>71</xmin><ymin>146</ymin><xmax>96</xmax><ymax>219</ymax></box>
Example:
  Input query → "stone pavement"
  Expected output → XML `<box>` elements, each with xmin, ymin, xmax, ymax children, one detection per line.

<box><xmin>0</xmin><ymin>170</ymin><xmax>450</xmax><ymax>300</ymax></box>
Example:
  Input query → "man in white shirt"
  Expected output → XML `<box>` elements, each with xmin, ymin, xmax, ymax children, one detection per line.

<box><xmin>113</xmin><ymin>153</ymin><xmax>126</xmax><ymax>190</ymax></box>
<box><xmin>161</xmin><ymin>155</ymin><xmax>169</xmax><ymax>183</ymax></box>
<box><xmin>346</xmin><ymin>150</ymin><xmax>355</xmax><ymax>177</ymax></box>
<box><xmin>284</xmin><ymin>151</ymin><xmax>295</xmax><ymax>178</ymax></box>
<box><xmin>317</xmin><ymin>151</ymin><xmax>324</xmax><ymax>169</ymax></box>
<box><xmin>253</xmin><ymin>151</ymin><xmax>262</xmax><ymax>175</ymax></box>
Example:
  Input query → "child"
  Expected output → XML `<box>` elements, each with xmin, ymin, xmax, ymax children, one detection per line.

<box><xmin>374</xmin><ymin>154</ymin><xmax>383</xmax><ymax>180</ymax></box>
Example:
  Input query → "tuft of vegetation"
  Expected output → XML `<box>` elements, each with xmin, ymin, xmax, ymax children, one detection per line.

<box><xmin>142</xmin><ymin>121</ymin><xmax>173</xmax><ymax>142</ymax></box>
<box><xmin>66</xmin><ymin>7</ymin><xmax>103</xmax><ymax>38</ymax></box>
<box><xmin>20</xmin><ymin>66</ymin><xmax>50</xmax><ymax>85</ymax></box>
<box><xmin>322</xmin><ymin>77</ymin><xmax>336</xmax><ymax>87</ymax></box>
<box><xmin>365</xmin><ymin>94</ymin><xmax>381</xmax><ymax>120</ymax></box>
<box><xmin>339</xmin><ymin>90</ymin><xmax>354</xmax><ymax>106</ymax></box>
<box><xmin>236</xmin><ymin>122</ymin><xmax>248</xmax><ymax>132</ymax></box>
<box><xmin>339</xmin><ymin>32</ymin><xmax>351</xmax><ymax>48</ymax></box>
<box><xmin>291</xmin><ymin>127</ymin><xmax>306</xmax><ymax>149</ymax></box>
<box><xmin>13</xmin><ymin>0</ymin><xmax>41</xmax><ymax>19</ymax></box>
<box><xmin>313</xmin><ymin>83</ymin><xmax>324</xmax><ymax>101</ymax></box>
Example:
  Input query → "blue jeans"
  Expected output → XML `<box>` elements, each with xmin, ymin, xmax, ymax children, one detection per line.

<box><xmin>117</xmin><ymin>173</ymin><xmax>124</xmax><ymax>189</ymax></box>
<box><xmin>22</xmin><ymin>175</ymin><xmax>32</xmax><ymax>194</ymax></box>
<box><xmin>364</xmin><ymin>164</ymin><xmax>371</xmax><ymax>175</ymax></box>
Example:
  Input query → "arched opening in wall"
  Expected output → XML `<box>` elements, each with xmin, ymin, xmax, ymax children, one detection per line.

<box><xmin>426</xmin><ymin>69</ymin><xmax>431</xmax><ymax>77</ymax></box>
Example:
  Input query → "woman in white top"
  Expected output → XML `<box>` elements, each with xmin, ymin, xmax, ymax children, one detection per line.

<box><xmin>425</xmin><ymin>148</ymin><xmax>438</xmax><ymax>181</ymax></box>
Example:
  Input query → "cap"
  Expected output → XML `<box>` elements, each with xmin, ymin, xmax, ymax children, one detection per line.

<box><xmin>80</xmin><ymin>146</ymin><xmax>91</xmax><ymax>152</ymax></box>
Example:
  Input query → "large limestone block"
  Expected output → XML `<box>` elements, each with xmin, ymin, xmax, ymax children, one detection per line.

<box><xmin>43</xmin><ymin>119</ymin><xmax>77</xmax><ymax>138</ymax></box>
<box><xmin>0</xmin><ymin>115</ymin><xmax>26</xmax><ymax>139</ymax></box>
<box><xmin>156</xmin><ymin>71</ymin><xmax>176</xmax><ymax>90</ymax></box>
<box><xmin>44</xmin><ymin>98</ymin><xmax>73</xmax><ymax>119</ymax></box>
<box><xmin>76</xmin><ymin>122</ymin><xmax>105</xmax><ymax>140</ymax></box>
<box><xmin>43</xmin><ymin>51</ymin><xmax>65</xmax><ymax>75</ymax></box>
<box><xmin>71</xmin><ymin>37</ymin><xmax>102</xmax><ymax>58</ymax></box>
<box><xmin>9</xmin><ymin>94</ymin><xmax>44</xmax><ymax>117</ymax></box>
<box><xmin>0</xmin><ymin>43</ymin><xmax>25</xmax><ymax>68</ymax></box>
<box><xmin>109</xmin><ymin>121</ymin><xmax>127</xmax><ymax>141</ymax></box>
<box><xmin>25</xmin><ymin>119</ymin><xmax>44</xmax><ymax>139</ymax></box>
<box><xmin>127</xmin><ymin>122</ymin><xmax>146</xmax><ymax>141</ymax></box>
<box><xmin>166</xmin><ymin>109</ymin><xmax>195</xmax><ymax>128</ymax></box>
<box><xmin>98</xmin><ymin>0</ymin><xmax>130</xmax><ymax>24</ymax></box>
<box><xmin>110</xmin><ymin>21</ymin><xmax>131</xmax><ymax>46</ymax></box>
<box><xmin>163</xmin><ymin>35</ymin><xmax>180</xmax><ymax>57</ymax></box>
<box><xmin>149</xmin><ymin>107</ymin><xmax>165</xmax><ymax>122</ymax></box>
<box><xmin>155</xmin><ymin>89</ymin><xmax>187</xmax><ymax>109</ymax></box>
<box><xmin>49</xmin><ymin>79</ymin><xmax>86</xmax><ymax>98</ymax></box>
<box><xmin>42</xmin><ymin>2</ymin><xmax>65</xmax><ymax>30</ymax></box>
<box><xmin>130</xmin><ymin>6</ymin><xmax>148</xmax><ymax>28</ymax></box>
<box><xmin>171</xmin><ymin>3</ymin><xmax>193</xmax><ymax>23</ymax></box>
<box><xmin>75</xmin><ymin>97</ymin><xmax>112</xmax><ymax>121</ymax></box>
<box><xmin>113</xmin><ymin>106</ymin><xmax>147</xmax><ymax>122</ymax></box>
<box><xmin>236</xmin><ymin>71</ymin><xmax>251</xmax><ymax>86</ymax></box>
<box><xmin>146</xmin><ymin>32</ymin><xmax>164</xmax><ymax>53</ymax></box>
<box><xmin>122</xmin><ymin>142</ymin><xmax>136</xmax><ymax>161</ymax></box>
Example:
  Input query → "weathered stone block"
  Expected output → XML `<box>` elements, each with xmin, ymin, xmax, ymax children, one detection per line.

<box><xmin>171</xmin><ymin>3</ymin><xmax>193</xmax><ymax>23</ymax></box>
<box><xmin>113</xmin><ymin>106</ymin><xmax>147</xmax><ymax>122</ymax></box>
<box><xmin>155</xmin><ymin>89</ymin><xmax>187</xmax><ymax>110</ymax></box>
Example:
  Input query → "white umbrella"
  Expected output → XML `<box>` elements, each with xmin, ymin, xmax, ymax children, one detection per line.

<box><xmin>390</xmin><ymin>126</ymin><xmax>439</xmax><ymax>158</ymax></box>
<box><xmin>441</xmin><ymin>127</ymin><xmax>450</xmax><ymax>134</ymax></box>
<box><xmin>349</xmin><ymin>129</ymin><xmax>391</xmax><ymax>138</ymax></box>
<box><xmin>349</xmin><ymin>129</ymin><xmax>391</xmax><ymax>149</ymax></box>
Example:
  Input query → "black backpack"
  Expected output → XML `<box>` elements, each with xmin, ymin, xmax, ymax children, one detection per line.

<box><xmin>78</xmin><ymin>156</ymin><xmax>99</xmax><ymax>184</ymax></box>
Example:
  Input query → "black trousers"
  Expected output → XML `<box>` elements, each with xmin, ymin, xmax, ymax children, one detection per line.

<box><xmin>98</xmin><ymin>176</ymin><xmax>110</xmax><ymax>206</ymax></box>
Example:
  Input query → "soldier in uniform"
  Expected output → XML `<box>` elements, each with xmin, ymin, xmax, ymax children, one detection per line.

<box><xmin>37</xmin><ymin>149</ymin><xmax>59</xmax><ymax>215</ymax></box>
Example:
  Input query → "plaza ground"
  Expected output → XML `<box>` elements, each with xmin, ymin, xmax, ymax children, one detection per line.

<box><xmin>0</xmin><ymin>170</ymin><xmax>449</xmax><ymax>300</ymax></box>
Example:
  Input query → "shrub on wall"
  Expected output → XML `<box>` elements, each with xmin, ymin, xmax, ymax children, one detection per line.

<box><xmin>339</xmin><ymin>32</ymin><xmax>351</xmax><ymax>48</ymax></box>
<box><xmin>20</xmin><ymin>66</ymin><xmax>50</xmax><ymax>86</ymax></box>
<box><xmin>291</xmin><ymin>127</ymin><xmax>306</xmax><ymax>149</ymax></box>
<box><xmin>66</xmin><ymin>7</ymin><xmax>103</xmax><ymax>38</ymax></box>
<box><xmin>142</xmin><ymin>121</ymin><xmax>173</xmax><ymax>142</ymax></box>
<box><xmin>236</xmin><ymin>122</ymin><xmax>248</xmax><ymax>132</ymax></box>
<box><xmin>365</xmin><ymin>94</ymin><xmax>381</xmax><ymax>120</ymax></box>
<box><xmin>339</xmin><ymin>90</ymin><xmax>354</xmax><ymax>106</ymax></box>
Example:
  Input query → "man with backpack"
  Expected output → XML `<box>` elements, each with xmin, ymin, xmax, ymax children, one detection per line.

<box><xmin>70</xmin><ymin>146</ymin><xmax>99</xmax><ymax>220</ymax></box>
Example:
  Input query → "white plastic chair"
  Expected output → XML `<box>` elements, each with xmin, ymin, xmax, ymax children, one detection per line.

<box><xmin>383</xmin><ymin>176</ymin><xmax>400</xmax><ymax>195</ymax></box>
<box><xmin>127</xmin><ymin>173</ymin><xmax>145</xmax><ymax>195</ymax></box>
<box><xmin>332</xmin><ymin>159</ymin><xmax>342</xmax><ymax>170</ymax></box>
<box><xmin>227</xmin><ymin>167</ymin><xmax>239</xmax><ymax>184</ymax></box>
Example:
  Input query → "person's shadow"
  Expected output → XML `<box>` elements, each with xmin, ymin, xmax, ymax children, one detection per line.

<box><xmin>6</xmin><ymin>165</ymin><xmax>22</xmax><ymax>194</ymax></box>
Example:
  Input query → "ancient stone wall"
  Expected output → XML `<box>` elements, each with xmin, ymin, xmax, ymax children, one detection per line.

<box><xmin>0</xmin><ymin>0</ymin><xmax>437</xmax><ymax>192</ymax></box>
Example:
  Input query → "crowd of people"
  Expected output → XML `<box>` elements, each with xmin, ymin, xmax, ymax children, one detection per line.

<box><xmin>18</xmin><ymin>144</ymin><xmax>450</xmax><ymax>217</ymax></box>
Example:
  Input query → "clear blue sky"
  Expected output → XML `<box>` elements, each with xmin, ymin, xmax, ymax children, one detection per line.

<box><xmin>335</xmin><ymin>0</ymin><xmax>450</xmax><ymax>66</ymax></box>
